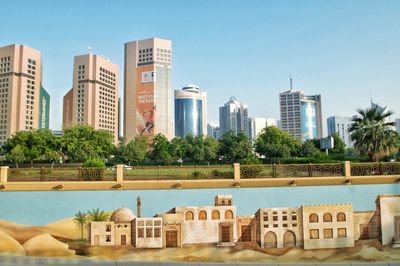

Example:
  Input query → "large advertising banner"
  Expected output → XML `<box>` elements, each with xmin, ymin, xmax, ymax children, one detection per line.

<box><xmin>301</xmin><ymin>101</ymin><xmax>318</xmax><ymax>140</ymax></box>
<box><xmin>0</xmin><ymin>184</ymin><xmax>399</xmax><ymax>264</ymax></box>
<box><xmin>136</xmin><ymin>67</ymin><xmax>155</xmax><ymax>136</ymax></box>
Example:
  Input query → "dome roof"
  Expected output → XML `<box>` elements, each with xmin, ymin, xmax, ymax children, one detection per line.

<box><xmin>110</xmin><ymin>208</ymin><xmax>136</xmax><ymax>222</ymax></box>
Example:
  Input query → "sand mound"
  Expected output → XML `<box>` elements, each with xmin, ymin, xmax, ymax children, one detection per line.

<box><xmin>0</xmin><ymin>230</ymin><xmax>25</xmax><ymax>256</ymax></box>
<box><xmin>0</xmin><ymin>220</ymin><xmax>46</xmax><ymax>244</ymax></box>
<box><xmin>23</xmin><ymin>234</ymin><xmax>75</xmax><ymax>257</ymax></box>
<box><xmin>45</xmin><ymin>217</ymin><xmax>83</xmax><ymax>240</ymax></box>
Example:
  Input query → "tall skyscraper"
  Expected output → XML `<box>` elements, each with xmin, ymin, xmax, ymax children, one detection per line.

<box><xmin>0</xmin><ymin>44</ymin><xmax>43</xmax><ymax>143</ymax></box>
<box><xmin>39</xmin><ymin>86</ymin><xmax>50</xmax><ymax>129</ymax></box>
<box><xmin>174</xmin><ymin>84</ymin><xmax>207</xmax><ymax>137</ymax></box>
<box><xmin>279</xmin><ymin>80</ymin><xmax>322</xmax><ymax>140</ymax></box>
<box><xmin>124</xmin><ymin>38</ymin><xmax>173</xmax><ymax>141</ymax></box>
<box><xmin>219</xmin><ymin>96</ymin><xmax>249</xmax><ymax>137</ymax></box>
<box><xmin>248</xmin><ymin>117</ymin><xmax>266</xmax><ymax>141</ymax></box>
<box><xmin>396</xmin><ymin>118</ymin><xmax>400</xmax><ymax>134</ymax></box>
<box><xmin>62</xmin><ymin>53</ymin><xmax>119</xmax><ymax>143</ymax></box>
<box><xmin>327</xmin><ymin>116</ymin><xmax>353</xmax><ymax>147</ymax></box>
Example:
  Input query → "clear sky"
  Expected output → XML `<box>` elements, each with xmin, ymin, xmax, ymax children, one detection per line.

<box><xmin>1</xmin><ymin>0</ymin><xmax>399</xmax><ymax>133</ymax></box>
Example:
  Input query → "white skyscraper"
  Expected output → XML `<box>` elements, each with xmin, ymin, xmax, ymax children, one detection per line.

<box><xmin>219</xmin><ymin>97</ymin><xmax>249</xmax><ymax>137</ymax></box>
<box><xmin>327</xmin><ymin>116</ymin><xmax>353</xmax><ymax>147</ymax></box>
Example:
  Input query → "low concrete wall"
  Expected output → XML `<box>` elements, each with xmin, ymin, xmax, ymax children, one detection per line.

<box><xmin>0</xmin><ymin>175</ymin><xmax>398</xmax><ymax>191</ymax></box>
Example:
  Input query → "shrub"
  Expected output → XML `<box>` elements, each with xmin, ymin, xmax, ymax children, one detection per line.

<box><xmin>211</xmin><ymin>169</ymin><xmax>234</xmax><ymax>178</ymax></box>
<box><xmin>83</xmin><ymin>158</ymin><xmax>106</xmax><ymax>168</ymax></box>
<box><xmin>192</xmin><ymin>171</ymin><xmax>206</xmax><ymax>179</ymax></box>
<box><xmin>240</xmin><ymin>165</ymin><xmax>264</xmax><ymax>178</ymax></box>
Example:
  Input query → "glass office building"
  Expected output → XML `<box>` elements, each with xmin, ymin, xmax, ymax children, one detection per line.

<box><xmin>174</xmin><ymin>85</ymin><xmax>207</xmax><ymax>137</ymax></box>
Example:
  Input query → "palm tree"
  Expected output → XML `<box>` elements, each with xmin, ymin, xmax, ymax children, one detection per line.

<box><xmin>87</xmin><ymin>208</ymin><xmax>109</xmax><ymax>222</ymax></box>
<box><xmin>73</xmin><ymin>211</ymin><xmax>88</xmax><ymax>240</ymax></box>
<box><xmin>349</xmin><ymin>106</ymin><xmax>399</xmax><ymax>161</ymax></box>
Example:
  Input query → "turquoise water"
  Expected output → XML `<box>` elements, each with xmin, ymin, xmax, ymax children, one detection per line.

<box><xmin>0</xmin><ymin>184</ymin><xmax>399</xmax><ymax>225</ymax></box>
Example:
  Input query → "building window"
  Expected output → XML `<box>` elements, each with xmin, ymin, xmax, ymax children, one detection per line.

<box><xmin>263</xmin><ymin>215</ymin><xmax>268</xmax><ymax>221</ymax></box>
<box><xmin>309</xmin><ymin>213</ymin><xmax>318</xmax><ymax>223</ymax></box>
<box><xmin>106</xmin><ymin>224</ymin><xmax>111</xmax><ymax>232</ymax></box>
<box><xmin>338</xmin><ymin>228</ymin><xmax>347</xmax><ymax>238</ymax></box>
<box><xmin>185</xmin><ymin>211</ymin><xmax>194</xmax><ymax>220</ymax></box>
<box><xmin>106</xmin><ymin>235</ymin><xmax>111</xmax><ymax>242</ymax></box>
<box><xmin>323</xmin><ymin>213</ymin><xmax>332</xmax><ymax>222</ymax></box>
<box><xmin>199</xmin><ymin>210</ymin><xmax>207</xmax><ymax>220</ymax></box>
<box><xmin>138</xmin><ymin>228</ymin><xmax>144</xmax><ymax>238</ymax></box>
<box><xmin>225</xmin><ymin>210</ymin><xmax>233</xmax><ymax>219</ymax></box>
<box><xmin>154</xmin><ymin>228</ymin><xmax>161</xmax><ymax>238</ymax></box>
<box><xmin>146</xmin><ymin>228</ymin><xmax>153</xmax><ymax>238</ymax></box>
<box><xmin>337</xmin><ymin>212</ymin><xmax>346</xmax><ymax>222</ymax></box>
<box><xmin>212</xmin><ymin>210</ymin><xmax>220</xmax><ymax>220</ymax></box>
<box><xmin>310</xmin><ymin>229</ymin><xmax>319</xmax><ymax>239</ymax></box>
<box><xmin>324</xmin><ymin>229</ymin><xmax>333</xmax><ymax>239</ymax></box>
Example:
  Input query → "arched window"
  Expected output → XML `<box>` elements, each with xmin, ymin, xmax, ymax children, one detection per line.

<box><xmin>199</xmin><ymin>210</ymin><xmax>207</xmax><ymax>220</ymax></box>
<box><xmin>227</xmin><ymin>200</ymin><xmax>232</xmax><ymax>206</ymax></box>
<box><xmin>337</xmin><ymin>212</ymin><xmax>346</xmax><ymax>222</ymax></box>
<box><xmin>212</xmin><ymin>210</ymin><xmax>220</xmax><ymax>220</ymax></box>
<box><xmin>323</xmin><ymin>213</ymin><xmax>332</xmax><ymax>222</ymax></box>
<box><xmin>225</xmin><ymin>210</ymin><xmax>233</xmax><ymax>219</ymax></box>
<box><xmin>221</xmin><ymin>200</ymin><xmax>226</xmax><ymax>206</ymax></box>
<box><xmin>185</xmin><ymin>211</ymin><xmax>194</xmax><ymax>220</ymax></box>
<box><xmin>309</xmin><ymin>213</ymin><xmax>318</xmax><ymax>223</ymax></box>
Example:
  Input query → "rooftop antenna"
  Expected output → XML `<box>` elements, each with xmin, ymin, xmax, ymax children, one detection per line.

<box><xmin>290</xmin><ymin>73</ymin><xmax>293</xmax><ymax>90</ymax></box>
<box><xmin>87</xmin><ymin>47</ymin><xmax>92</xmax><ymax>54</ymax></box>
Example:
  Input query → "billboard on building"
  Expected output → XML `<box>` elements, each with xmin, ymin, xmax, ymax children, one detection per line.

<box><xmin>301</xmin><ymin>100</ymin><xmax>317</xmax><ymax>140</ymax></box>
<box><xmin>39</xmin><ymin>86</ymin><xmax>50</xmax><ymax>129</ymax></box>
<box><xmin>136</xmin><ymin>67</ymin><xmax>155</xmax><ymax>136</ymax></box>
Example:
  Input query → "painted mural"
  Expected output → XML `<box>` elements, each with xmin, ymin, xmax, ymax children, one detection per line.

<box><xmin>0</xmin><ymin>185</ymin><xmax>400</xmax><ymax>264</ymax></box>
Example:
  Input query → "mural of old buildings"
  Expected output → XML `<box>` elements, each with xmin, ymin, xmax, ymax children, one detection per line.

<box><xmin>89</xmin><ymin>194</ymin><xmax>400</xmax><ymax>250</ymax></box>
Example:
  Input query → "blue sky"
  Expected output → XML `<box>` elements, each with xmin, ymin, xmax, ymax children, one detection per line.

<box><xmin>1</xmin><ymin>0</ymin><xmax>399</xmax><ymax>132</ymax></box>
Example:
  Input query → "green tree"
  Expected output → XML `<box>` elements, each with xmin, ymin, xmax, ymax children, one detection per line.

<box><xmin>255</xmin><ymin>126</ymin><xmax>301</xmax><ymax>160</ymax></box>
<box><xmin>329</xmin><ymin>132</ymin><xmax>346</xmax><ymax>154</ymax></box>
<box><xmin>300</xmin><ymin>140</ymin><xmax>322</xmax><ymax>157</ymax></box>
<box><xmin>123</xmin><ymin>137</ymin><xmax>149</xmax><ymax>165</ymax></box>
<box><xmin>5</xmin><ymin>145</ymin><xmax>26</xmax><ymax>168</ymax></box>
<box><xmin>61</xmin><ymin>125</ymin><xmax>114</xmax><ymax>162</ymax></box>
<box><xmin>170</xmin><ymin>137</ymin><xmax>186</xmax><ymax>162</ymax></box>
<box><xmin>73</xmin><ymin>211</ymin><xmax>88</xmax><ymax>240</ymax></box>
<box><xmin>218</xmin><ymin>131</ymin><xmax>253</xmax><ymax>162</ymax></box>
<box><xmin>185</xmin><ymin>134</ymin><xmax>205</xmax><ymax>163</ymax></box>
<box><xmin>349</xmin><ymin>107</ymin><xmax>399</xmax><ymax>161</ymax></box>
<box><xmin>203</xmin><ymin>136</ymin><xmax>219</xmax><ymax>164</ymax></box>
<box><xmin>149</xmin><ymin>134</ymin><xmax>173</xmax><ymax>165</ymax></box>
<box><xmin>87</xmin><ymin>208</ymin><xmax>109</xmax><ymax>222</ymax></box>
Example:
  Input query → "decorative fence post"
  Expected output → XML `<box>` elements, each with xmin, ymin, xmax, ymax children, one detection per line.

<box><xmin>40</xmin><ymin>167</ymin><xmax>46</xmax><ymax>181</ymax></box>
<box><xmin>272</xmin><ymin>164</ymin><xmax>276</xmax><ymax>178</ymax></box>
<box><xmin>233</xmin><ymin>163</ymin><xmax>241</xmax><ymax>182</ymax></box>
<box><xmin>116</xmin><ymin>165</ymin><xmax>124</xmax><ymax>183</ymax></box>
<box><xmin>0</xmin><ymin>166</ymin><xmax>8</xmax><ymax>183</ymax></box>
<box><xmin>379</xmin><ymin>162</ymin><xmax>383</xmax><ymax>175</ymax></box>
<box><xmin>343</xmin><ymin>161</ymin><xmax>351</xmax><ymax>177</ymax></box>
<box><xmin>308</xmin><ymin>163</ymin><xmax>313</xmax><ymax>177</ymax></box>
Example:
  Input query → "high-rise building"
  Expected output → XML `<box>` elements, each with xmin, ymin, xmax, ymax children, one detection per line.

<box><xmin>174</xmin><ymin>84</ymin><xmax>207</xmax><ymax>137</ymax></box>
<box><xmin>0</xmin><ymin>44</ymin><xmax>43</xmax><ymax>143</ymax></box>
<box><xmin>219</xmin><ymin>96</ymin><xmax>249</xmax><ymax>137</ymax></box>
<box><xmin>39</xmin><ymin>86</ymin><xmax>50</xmax><ymax>129</ymax></box>
<box><xmin>266</xmin><ymin>118</ymin><xmax>277</xmax><ymax>127</ymax></box>
<box><xmin>248</xmin><ymin>117</ymin><xmax>266</xmax><ymax>141</ymax></box>
<box><xmin>62</xmin><ymin>53</ymin><xmax>119</xmax><ymax>143</ymax></box>
<box><xmin>279</xmin><ymin>81</ymin><xmax>322</xmax><ymax>140</ymax></box>
<box><xmin>207</xmin><ymin>123</ymin><xmax>221</xmax><ymax>140</ymax></box>
<box><xmin>118</xmin><ymin>97</ymin><xmax>122</xmax><ymax>140</ymax></box>
<box><xmin>327</xmin><ymin>116</ymin><xmax>353</xmax><ymax>147</ymax></box>
<box><xmin>124</xmin><ymin>38</ymin><xmax>173</xmax><ymax>141</ymax></box>
<box><xmin>396</xmin><ymin>118</ymin><xmax>400</xmax><ymax>134</ymax></box>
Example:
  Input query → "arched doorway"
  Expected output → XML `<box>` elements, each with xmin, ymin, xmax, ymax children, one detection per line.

<box><xmin>283</xmin><ymin>231</ymin><xmax>296</xmax><ymax>247</ymax></box>
<box><xmin>264</xmin><ymin>231</ymin><xmax>277</xmax><ymax>248</ymax></box>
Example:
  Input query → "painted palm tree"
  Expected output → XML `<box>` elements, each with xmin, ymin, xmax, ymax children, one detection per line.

<box><xmin>349</xmin><ymin>106</ymin><xmax>399</xmax><ymax>161</ymax></box>
<box><xmin>73</xmin><ymin>211</ymin><xmax>88</xmax><ymax>240</ymax></box>
<box><xmin>87</xmin><ymin>208</ymin><xmax>109</xmax><ymax>222</ymax></box>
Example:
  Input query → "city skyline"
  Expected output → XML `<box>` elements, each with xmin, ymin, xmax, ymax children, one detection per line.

<box><xmin>1</xmin><ymin>0</ymin><xmax>400</xmax><ymax>135</ymax></box>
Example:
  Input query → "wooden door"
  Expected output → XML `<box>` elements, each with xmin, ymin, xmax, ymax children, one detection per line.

<box><xmin>121</xmin><ymin>235</ymin><xmax>126</xmax><ymax>245</ymax></box>
<box><xmin>240</xmin><ymin>225</ymin><xmax>252</xmax><ymax>242</ymax></box>
<box><xmin>221</xmin><ymin>226</ymin><xmax>231</xmax><ymax>242</ymax></box>
<box><xmin>283</xmin><ymin>231</ymin><xmax>296</xmax><ymax>247</ymax></box>
<box><xmin>166</xmin><ymin>230</ymin><xmax>178</xmax><ymax>247</ymax></box>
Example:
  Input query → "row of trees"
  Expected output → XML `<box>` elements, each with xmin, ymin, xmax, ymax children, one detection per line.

<box><xmin>1</xmin><ymin>106</ymin><xmax>399</xmax><ymax>166</ymax></box>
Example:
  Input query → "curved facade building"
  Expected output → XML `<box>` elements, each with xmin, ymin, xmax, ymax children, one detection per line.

<box><xmin>174</xmin><ymin>84</ymin><xmax>207</xmax><ymax>137</ymax></box>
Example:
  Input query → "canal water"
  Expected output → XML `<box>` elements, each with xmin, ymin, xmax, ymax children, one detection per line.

<box><xmin>0</xmin><ymin>184</ymin><xmax>399</xmax><ymax>225</ymax></box>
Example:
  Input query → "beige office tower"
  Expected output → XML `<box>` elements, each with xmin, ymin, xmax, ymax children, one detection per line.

<box><xmin>124</xmin><ymin>38</ymin><xmax>172</xmax><ymax>141</ymax></box>
<box><xmin>0</xmin><ymin>44</ymin><xmax>42</xmax><ymax>143</ymax></box>
<box><xmin>62</xmin><ymin>53</ymin><xmax>119</xmax><ymax>143</ymax></box>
